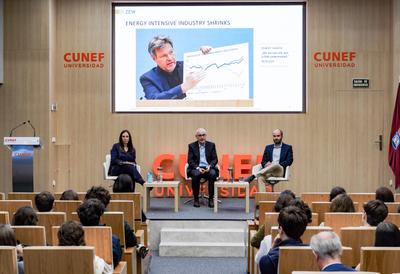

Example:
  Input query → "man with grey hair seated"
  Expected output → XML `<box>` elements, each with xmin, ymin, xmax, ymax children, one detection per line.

<box><xmin>140</xmin><ymin>35</ymin><xmax>210</xmax><ymax>100</ymax></box>
<box><xmin>187</xmin><ymin>128</ymin><xmax>219</xmax><ymax>208</ymax></box>
<box><xmin>310</xmin><ymin>231</ymin><xmax>355</xmax><ymax>272</ymax></box>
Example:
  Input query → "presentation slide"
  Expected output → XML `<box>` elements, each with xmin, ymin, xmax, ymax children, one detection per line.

<box><xmin>113</xmin><ymin>3</ymin><xmax>305</xmax><ymax>112</ymax></box>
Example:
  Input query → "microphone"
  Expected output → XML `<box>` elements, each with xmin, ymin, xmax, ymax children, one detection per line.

<box><xmin>9</xmin><ymin>121</ymin><xmax>26</xmax><ymax>137</ymax></box>
<box><xmin>27</xmin><ymin>120</ymin><xmax>36</xmax><ymax>137</ymax></box>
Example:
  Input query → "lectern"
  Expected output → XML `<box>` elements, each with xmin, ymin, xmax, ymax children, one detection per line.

<box><xmin>3</xmin><ymin>137</ymin><xmax>41</xmax><ymax>192</ymax></box>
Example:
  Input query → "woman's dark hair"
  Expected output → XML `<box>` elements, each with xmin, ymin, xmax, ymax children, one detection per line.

<box><xmin>113</xmin><ymin>174</ymin><xmax>134</xmax><ymax>192</ymax></box>
<box><xmin>12</xmin><ymin>206</ymin><xmax>38</xmax><ymax>226</ymax></box>
<box><xmin>289</xmin><ymin>198</ymin><xmax>312</xmax><ymax>224</ymax></box>
<box><xmin>119</xmin><ymin>129</ymin><xmax>135</xmax><ymax>154</ymax></box>
<box><xmin>274</xmin><ymin>192</ymin><xmax>296</xmax><ymax>212</ymax></box>
<box><xmin>375</xmin><ymin>222</ymin><xmax>400</xmax><ymax>247</ymax></box>
<box><xmin>60</xmin><ymin>189</ymin><xmax>79</xmax><ymax>200</ymax></box>
<box><xmin>58</xmin><ymin>220</ymin><xmax>86</xmax><ymax>246</ymax></box>
<box><xmin>363</xmin><ymin>200</ymin><xmax>388</xmax><ymax>226</ymax></box>
<box><xmin>85</xmin><ymin>186</ymin><xmax>111</xmax><ymax>207</ymax></box>
<box><xmin>330</xmin><ymin>194</ymin><xmax>355</xmax><ymax>212</ymax></box>
<box><xmin>77</xmin><ymin>198</ymin><xmax>105</xmax><ymax>226</ymax></box>
<box><xmin>329</xmin><ymin>186</ymin><xmax>346</xmax><ymax>201</ymax></box>
<box><xmin>375</xmin><ymin>186</ymin><xmax>394</xmax><ymax>203</ymax></box>
<box><xmin>0</xmin><ymin>224</ymin><xmax>17</xmax><ymax>246</ymax></box>
<box><xmin>35</xmin><ymin>191</ymin><xmax>55</xmax><ymax>212</ymax></box>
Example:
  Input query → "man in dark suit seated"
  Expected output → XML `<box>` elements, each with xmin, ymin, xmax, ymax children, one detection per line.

<box><xmin>187</xmin><ymin>128</ymin><xmax>219</xmax><ymax>208</ymax></box>
<box><xmin>244</xmin><ymin>129</ymin><xmax>293</xmax><ymax>192</ymax></box>
<box><xmin>310</xmin><ymin>231</ymin><xmax>356</xmax><ymax>272</ymax></box>
<box><xmin>139</xmin><ymin>35</ymin><xmax>210</xmax><ymax>100</ymax></box>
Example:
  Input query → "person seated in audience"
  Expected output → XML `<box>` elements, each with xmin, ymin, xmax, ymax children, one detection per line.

<box><xmin>60</xmin><ymin>189</ymin><xmax>79</xmax><ymax>200</ymax></box>
<box><xmin>255</xmin><ymin>198</ymin><xmax>312</xmax><ymax>264</ymax></box>
<box><xmin>85</xmin><ymin>186</ymin><xmax>139</xmax><ymax>248</ymax></box>
<box><xmin>58</xmin><ymin>220</ymin><xmax>112</xmax><ymax>274</ymax></box>
<box><xmin>0</xmin><ymin>224</ymin><xmax>24</xmax><ymax>274</ymax></box>
<box><xmin>363</xmin><ymin>199</ymin><xmax>388</xmax><ymax>226</ymax></box>
<box><xmin>77</xmin><ymin>198</ymin><xmax>122</xmax><ymax>268</ymax></box>
<box><xmin>251</xmin><ymin>190</ymin><xmax>296</xmax><ymax>249</ymax></box>
<box><xmin>34</xmin><ymin>191</ymin><xmax>55</xmax><ymax>212</ymax></box>
<box><xmin>259</xmin><ymin>206</ymin><xmax>308</xmax><ymax>274</ymax></box>
<box><xmin>310</xmin><ymin>231</ymin><xmax>355</xmax><ymax>272</ymax></box>
<box><xmin>12</xmin><ymin>206</ymin><xmax>38</xmax><ymax>226</ymax></box>
<box><xmin>375</xmin><ymin>221</ymin><xmax>400</xmax><ymax>246</ymax></box>
<box><xmin>329</xmin><ymin>194</ymin><xmax>355</xmax><ymax>212</ymax></box>
<box><xmin>329</xmin><ymin>186</ymin><xmax>346</xmax><ymax>201</ymax></box>
<box><xmin>375</xmin><ymin>186</ymin><xmax>394</xmax><ymax>203</ymax></box>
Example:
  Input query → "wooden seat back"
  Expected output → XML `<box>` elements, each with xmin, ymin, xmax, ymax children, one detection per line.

<box><xmin>278</xmin><ymin>246</ymin><xmax>352</xmax><ymax>274</ymax></box>
<box><xmin>349</xmin><ymin>193</ymin><xmax>375</xmax><ymax>211</ymax></box>
<box><xmin>0</xmin><ymin>246</ymin><xmax>17</xmax><ymax>274</ymax></box>
<box><xmin>36</xmin><ymin>212</ymin><xmax>66</xmax><ymax>245</ymax></box>
<box><xmin>24</xmin><ymin>246</ymin><xmax>95</xmax><ymax>274</ymax></box>
<box><xmin>108</xmin><ymin>200</ymin><xmax>135</xmax><ymax>229</ymax></box>
<box><xmin>312</xmin><ymin>202</ymin><xmax>359</xmax><ymax>224</ymax></box>
<box><xmin>8</xmin><ymin>192</ymin><xmax>40</xmax><ymax>209</ymax></box>
<box><xmin>111</xmin><ymin>192</ymin><xmax>142</xmax><ymax>222</ymax></box>
<box><xmin>12</xmin><ymin>225</ymin><xmax>46</xmax><ymax>246</ymax></box>
<box><xmin>360</xmin><ymin>247</ymin><xmax>400</xmax><ymax>274</ymax></box>
<box><xmin>396</xmin><ymin>193</ymin><xmax>400</xmax><ymax>203</ymax></box>
<box><xmin>340</xmin><ymin>226</ymin><xmax>376</xmax><ymax>267</ymax></box>
<box><xmin>0</xmin><ymin>211</ymin><xmax>10</xmax><ymax>224</ymax></box>
<box><xmin>271</xmin><ymin>226</ymin><xmax>333</xmax><ymax>244</ymax></box>
<box><xmin>383</xmin><ymin>202</ymin><xmax>400</xmax><ymax>213</ymax></box>
<box><xmin>254</xmin><ymin>192</ymin><xmax>281</xmax><ymax>219</ymax></box>
<box><xmin>53</xmin><ymin>200</ymin><xmax>82</xmax><ymax>220</ymax></box>
<box><xmin>53</xmin><ymin>192</ymin><xmax>86</xmax><ymax>200</ymax></box>
<box><xmin>0</xmin><ymin>200</ymin><xmax>32</xmax><ymax>218</ymax></box>
<box><xmin>259</xmin><ymin>201</ymin><xmax>276</xmax><ymax>225</ymax></box>
<box><xmin>300</xmin><ymin>192</ymin><xmax>330</xmax><ymax>205</ymax></box>
<box><xmin>102</xmin><ymin>211</ymin><xmax>126</xmax><ymax>248</ymax></box>
<box><xmin>324</xmin><ymin>212</ymin><xmax>363</xmax><ymax>235</ymax></box>
<box><xmin>264</xmin><ymin>213</ymin><xmax>318</xmax><ymax>235</ymax></box>
<box><xmin>293</xmin><ymin>272</ymin><xmax>378</xmax><ymax>274</ymax></box>
<box><xmin>0</xmin><ymin>192</ymin><xmax>4</xmax><ymax>200</ymax></box>
<box><xmin>385</xmin><ymin>213</ymin><xmax>400</xmax><ymax>227</ymax></box>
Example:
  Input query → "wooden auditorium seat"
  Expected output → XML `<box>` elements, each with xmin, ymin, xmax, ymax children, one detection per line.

<box><xmin>12</xmin><ymin>225</ymin><xmax>46</xmax><ymax>246</ymax></box>
<box><xmin>340</xmin><ymin>226</ymin><xmax>376</xmax><ymax>267</ymax></box>
<box><xmin>278</xmin><ymin>246</ymin><xmax>353</xmax><ymax>274</ymax></box>
<box><xmin>0</xmin><ymin>211</ymin><xmax>10</xmax><ymax>224</ymax></box>
<box><xmin>249</xmin><ymin>229</ymin><xmax>259</xmax><ymax>274</ymax></box>
<box><xmin>0</xmin><ymin>200</ymin><xmax>32</xmax><ymax>218</ymax></box>
<box><xmin>24</xmin><ymin>246</ymin><xmax>96</xmax><ymax>274</ymax></box>
<box><xmin>311</xmin><ymin>202</ymin><xmax>359</xmax><ymax>224</ymax></box>
<box><xmin>396</xmin><ymin>193</ymin><xmax>400</xmax><ymax>203</ymax></box>
<box><xmin>53</xmin><ymin>200</ymin><xmax>82</xmax><ymax>220</ymax></box>
<box><xmin>271</xmin><ymin>226</ymin><xmax>333</xmax><ymax>244</ymax></box>
<box><xmin>253</xmin><ymin>192</ymin><xmax>281</xmax><ymax>220</ymax></box>
<box><xmin>111</xmin><ymin>193</ymin><xmax>143</xmax><ymax>229</ymax></box>
<box><xmin>324</xmin><ymin>212</ymin><xmax>363</xmax><ymax>235</ymax></box>
<box><xmin>383</xmin><ymin>202</ymin><xmax>400</xmax><ymax>213</ymax></box>
<box><xmin>293</xmin><ymin>272</ymin><xmax>378</xmax><ymax>274</ymax></box>
<box><xmin>264</xmin><ymin>212</ymin><xmax>319</xmax><ymax>235</ymax></box>
<box><xmin>36</xmin><ymin>212</ymin><xmax>66</xmax><ymax>245</ymax></box>
<box><xmin>258</xmin><ymin>201</ymin><xmax>276</xmax><ymax>225</ymax></box>
<box><xmin>7</xmin><ymin>192</ymin><xmax>40</xmax><ymax>209</ymax></box>
<box><xmin>0</xmin><ymin>246</ymin><xmax>17</xmax><ymax>274</ymax></box>
<box><xmin>0</xmin><ymin>192</ymin><xmax>4</xmax><ymax>200</ymax></box>
<box><xmin>108</xmin><ymin>200</ymin><xmax>135</xmax><ymax>229</ymax></box>
<box><xmin>53</xmin><ymin>191</ymin><xmax>86</xmax><ymax>201</ymax></box>
<box><xmin>348</xmin><ymin>193</ymin><xmax>375</xmax><ymax>211</ymax></box>
<box><xmin>300</xmin><ymin>192</ymin><xmax>330</xmax><ymax>205</ymax></box>
<box><xmin>385</xmin><ymin>213</ymin><xmax>400</xmax><ymax>227</ymax></box>
<box><xmin>360</xmin><ymin>247</ymin><xmax>400</xmax><ymax>274</ymax></box>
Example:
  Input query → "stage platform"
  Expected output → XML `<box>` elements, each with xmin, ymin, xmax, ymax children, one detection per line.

<box><xmin>145</xmin><ymin>197</ymin><xmax>255</xmax><ymax>221</ymax></box>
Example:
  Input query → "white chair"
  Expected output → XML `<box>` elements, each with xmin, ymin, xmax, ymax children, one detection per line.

<box><xmin>183</xmin><ymin>163</ymin><xmax>221</xmax><ymax>205</ymax></box>
<box><xmin>252</xmin><ymin>164</ymin><xmax>290</xmax><ymax>192</ymax></box>
<box><xmin>103</xmin><ymin>154</ymin><xmax>141</xmax><ymax>183</ymax></box>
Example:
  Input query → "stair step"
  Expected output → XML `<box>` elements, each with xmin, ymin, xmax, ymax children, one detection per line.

<box><xmin>159</xmin><ymin>241</ymin><xmax>245</xmax><ymax>257</ymax></box>
<box><xmin>160</xmin><ymin>228</ymin><xmax>245</xmax><ymax>243</ymax></box>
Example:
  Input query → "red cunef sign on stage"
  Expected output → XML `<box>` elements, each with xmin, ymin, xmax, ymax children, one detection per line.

<box><xmin>63</xmin><ymin>52</ymin><xmax>105</xmax><ymax>68</ymax></box>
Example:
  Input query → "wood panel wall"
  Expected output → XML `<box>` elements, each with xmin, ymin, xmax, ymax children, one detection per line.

<box><xmin>0</xmin><ymin>0</ymin><xmax>397</xmax><ymax>195</ymax></box>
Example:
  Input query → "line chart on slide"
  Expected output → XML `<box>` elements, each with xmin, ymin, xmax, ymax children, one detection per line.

<box><xmin>183</xmin><ymin>43</ymin><xmax>250</xmax><ymax>100</ymax></box>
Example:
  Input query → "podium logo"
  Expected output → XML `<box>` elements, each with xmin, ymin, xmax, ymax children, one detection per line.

<box><xmin>63</xmin><ymin>52</ymin><xmax>105</xmax><ymax>69</ymax></box>
<box><xmin>15</xmin><ymin>152</ymin><xmax>32</xmax><ymax>157</ymax></box>
<box><xmin>4</xmin><ymin>138</ymin><xmax>16</xmax><ymax>142</ymax></box>
<box><xmin>313</xmin><ymin>51</ymin><xmax>356</xmax><ymax>68</ymax></box>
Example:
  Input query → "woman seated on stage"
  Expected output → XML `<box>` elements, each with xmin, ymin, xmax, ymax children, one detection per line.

<box><xmin>108</xmin><ymin>129</ymin><xmax>145</xmax><ymax>191</ymax></box>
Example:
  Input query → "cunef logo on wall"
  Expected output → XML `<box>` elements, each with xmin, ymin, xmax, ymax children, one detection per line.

<box><xmin>63</xmin><ymin>52</ymin><xmax>105</xmax><ymax>68</ymax></box>
<box><xmin>313</xmin><ymin>51</ymin><xmax>356</xmax><ymax>68</ymax></box>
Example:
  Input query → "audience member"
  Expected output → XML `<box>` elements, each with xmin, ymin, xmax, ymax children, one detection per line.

<box><xmin>289</xmin><ymin>198</ymin><xmax>312</xmax><ymax>224</ymax></box>
<box><xmin>310</xmin><ymin>231</ymin><xmax>355</xmax><ymax>271</ymax></box>
<box><xmin>77</xmin><ymin>199</ymin><xmax>122</xmax><ymax>268</ymax></box>
<box><xmin>0</xmin><ymin>224</ymin><xmax>24</xmax><ymax>274</ymax></box>
<box><xmin>363</xmin><ymin>200</ymin><xmax>388</xmax><ymax>226</ymax></box>
<box><xmin>329</xmin><ymin>186</ymin><xmax>346</xmax><ymax>201</ymax></box>
<box><xmin>60</xmin><ymin>189</ymin><xmax>79</xmax><ymax>200</ymax></box>
<box><xmin>113</xmin><ymin>174</ymin><xmax>134</xmax><ymax>192</ymax></box>
<box><xmin>12</xmin><ymin>206</ymin><xmax>38</xmax><ymax>226</ymax></box>
<box><xmin>375</xmin><ymin>221</ymin><xmax>400</xmax><ymax>247</ymax></box>
<box><xmin>34</xmin><ymin>191</ymin><xmax>55</xmax><ymax>212</ymax></box>
<box><xmin>259</xmin><ymin>206</ymin><xmax>308</xmax><ymax>274</ymax></box>
<box><xmin>58</xmin><ymin>220</ymin><xmax>112</xmax><ymax>274</ymax></box>
<box><xmin>330</xmin><ymin>194</ymin><xmax>355</xmax><ymax>212</ymax></box>
<box><xmin>375</xmin><ymin>186</ymin><xmax>394</xmax><ymax>203</ymax></box>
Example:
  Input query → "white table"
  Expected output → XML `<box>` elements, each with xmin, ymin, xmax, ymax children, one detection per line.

<box><xmin>214</xmin><ymin>181</ymin><xmax>250</xmax><ymax>213</ymax></box>
<box><xmin>143</xmin><ymin>181</ymin><xmax>180</xmax><ymax>213</ymax></box>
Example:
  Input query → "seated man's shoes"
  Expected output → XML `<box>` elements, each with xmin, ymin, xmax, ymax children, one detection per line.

<box><xmin>193</xmin><ymin>199</ymin><xmax>200</xmax><ymax>207</ymax></box>
<box><xmin>208</xmin><ymin>199</ymin><xmax>214</xmax><ymax>208</ymax></box>
<box><xmin>243</xmin><ymin>174</ymin><xmax>256</xmax><ymax>182</ymax></box>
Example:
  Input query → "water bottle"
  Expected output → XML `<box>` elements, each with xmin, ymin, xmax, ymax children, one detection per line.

<box><xmin>147</xmin><ymin>171</ymin><xmax>153</xmax><ymax>184</ymax></box>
